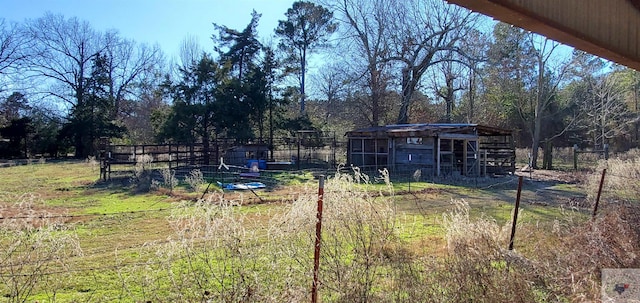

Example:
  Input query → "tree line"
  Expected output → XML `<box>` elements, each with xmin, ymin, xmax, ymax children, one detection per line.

<box><xmin>1</xmin><ymin>0</ymin><xmax>639</xmax><ymax>168</ymax></box>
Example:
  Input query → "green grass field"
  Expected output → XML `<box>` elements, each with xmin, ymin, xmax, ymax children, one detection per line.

<box><xmin>1</xmin><ymin>159</ymin><xmax>631</xmax><ymax>302</ymax></box>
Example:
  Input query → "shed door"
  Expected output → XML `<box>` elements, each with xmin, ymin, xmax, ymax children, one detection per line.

<box><xmin>466</xmin><ymin>140</ymin><xmax>479</xmax><ymax>176</ymax></box>
<box><xmin>437</xmin><ymin>137</ymin><xmax>479</xmax><ymax>176</ymax></box>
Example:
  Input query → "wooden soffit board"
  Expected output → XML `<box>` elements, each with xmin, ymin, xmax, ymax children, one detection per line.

<box><xmin>447</xmin><ymin>0</ymin><xmax>640</xmax><ymax>71</ymax></box>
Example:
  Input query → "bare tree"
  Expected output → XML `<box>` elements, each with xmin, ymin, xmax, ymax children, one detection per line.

<box><xmin>326</xmin><ymin>0</ymin><xmax>393</xmax><ymax>126</ymax></box>
<box><xmin>24</xmin><ymin>13</ymin><xmax>163</xmax><ymax>156</ymax></box>
<box><xmin>0</xmin><ymin>18</ymin><xmax>30</xmax><ymax>92</ymax></box>
<box><xmin>312</xmin><ymin>63</ymin><xmax>348</xmax><ymax>124</ymax></box>
<box><xmin>102</xmin><ymin>31</ymin><xmax>163</xmax><ymax>121</ymax></box>
<box><xmin>179</xmin><ymin>34</ymin><xmax>202</xmax><ymax>69</ymax></box>
<box><xmin>458</xmin><ymin>28</ymin><xmax>489</xmax><ymax>123</ymax></box>
<box><xmin>387</xmin><ymin>0</ymin><xmax>476</xmax><ymax>124</ymax></box>
<box><xmin>525</xmin><ymin>35</ymin><xmax>573</xmax><ymax>168</ymax></box>
<box><xmin>23</xmin><ymin>13</ymin><xmax>105</xmax><ymax>109</ymax></box>
<box><xmin>577</xmin><ymin>73</ymin><xmax>633</xmax><ymax>148</ymax></box>
<box><xmin>431</xmin><ymin>51</ymin><xmax>466</xmax><ymax>123</ymax></box>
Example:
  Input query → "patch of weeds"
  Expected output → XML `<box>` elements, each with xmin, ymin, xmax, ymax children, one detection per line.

<box><xmin>131</xmin><ymin>155</ymin><xmax>153</xmax><ymax>192</ymax></box>
<box><xmin>184</xmin><ymin>169</ymin><xmax>204</xmax><ymax>192</ymax></box>
<box><xmin>160</xmin><ymin>168</ymin><xmax>178</xmax><ymax>192</ymax></box>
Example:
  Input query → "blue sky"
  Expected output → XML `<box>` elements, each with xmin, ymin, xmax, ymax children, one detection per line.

<box><xmin>2</xmin><ymin>0</ymin><xmax>295</xmax><ymax>58</ymax></box>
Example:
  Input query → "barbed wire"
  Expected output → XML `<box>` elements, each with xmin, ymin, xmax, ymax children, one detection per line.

<box><xmin>0</xmin><ymin>257</ymin><xmax>187</xmax><ymax>277</ymax></box>
<box><xmin>478</xmin><ymin>177</ymin><xmax>519</xmax><ymax>190</ymax></box>
<box><xmin>602</xmin><ymin>172</ymin><xmax>640</xmax><ymax>180</ymax></box>
<box><xmin>2</xmin><ymin>169</ymin><xmax>637</xmax><ymax>280</ymax></box>
<box><xmin>0</xmin><ymin>230</ymin><xmax>277</xmax><ymax>277</ymax></box>
<box><xmin>0</xmin><ymin>207</ymin><xmax>173</xmax><ymax>221</ymax></box>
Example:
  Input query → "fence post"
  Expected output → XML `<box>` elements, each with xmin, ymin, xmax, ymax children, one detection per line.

<box><xmin>508</xmin><ymin>175</ymin><xmax>524</xmax><ymax>250</ymax></box>
<box><xmin>573</xmin><ymin>144</ymin><xmax>578</xmax><ymax>170</ymax></box>
<box><xmin>168</xmin><ymin>143</ymin><xmax>172</xmax><ymax>171</ymax></box>
<box><xmin>311</xmin><ymin>175</ymin><xmax>325</xmax><ymax>303</ymax></box>
<box><xmin>592</xmin><ymin>168</ymin><xmax>607</xmax><ymax>219</ymax></box>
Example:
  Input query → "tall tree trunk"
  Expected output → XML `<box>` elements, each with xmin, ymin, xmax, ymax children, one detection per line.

<box><xmin>202</xmin><ymin>115</ymin><xmax>210</xmax><ymax>166</ymax></box>
<box><xmin>370</xmin><ymin>68</ymin><xmax>381</xmax><ymax>126</ymax></box>
<box><xmin>468</xmin><ymin>68</ymin><xmax>475</xmax><ymax>123</ymax></box>
<box><xmin>300</xmin><ymin>47</ymin><xmax>306</xmax><ymax>114</ymax></box>
<box><xmin>75</xmin><ymin>79</ymin><xmax>85</xmax><ymax>158</ymax></box>
<box><xmin>397</xmin><ymin>67</ymin><xmax>414</xmax><ymax>124</ymax></box>
<box><xmin>445</xmin><ymin>75</ymin><xmax>455</xmax><ymax>123</ymax></box>
<box><xmin>542</xmin><ymin>139</ymin><xmax>553</xmax><ymax>169</ymax></box>
<box><xmin>531</xmin><ymin>114</ymin><xmax>542</xmax><ymax>168</ymax></box>
<box><xmin>531</xmin><ymin>54</ymin><xmax>545</xmax><ymax>169</ymax></box>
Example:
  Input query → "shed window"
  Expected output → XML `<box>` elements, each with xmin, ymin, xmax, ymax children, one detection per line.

<box><xmin>349</xmin><ymin>138</ymin><xmax>389</xmax><ymax>169</ymax></box>
<box><xmin>351</xmin><ymin>139</ymin><xmax>363</xmax><ymax>152</ymax></box>
<box><xmin>376</xmin><ymin>139</ymin><xmax>388</xmax><ymax>153</ymax></box>
<box><xmin>364</xmin><ymin>140</ymin><xmax>376</xmax><ymax>153</ymax></box>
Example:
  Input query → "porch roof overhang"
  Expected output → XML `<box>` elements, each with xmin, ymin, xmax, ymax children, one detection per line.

<box><xmin>446</xmin><ymin>0</ymin><xmax>640</xmax><ymax>71</ymax></box>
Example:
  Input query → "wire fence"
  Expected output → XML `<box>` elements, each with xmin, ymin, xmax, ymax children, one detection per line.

<box><xmin>1</xmin><ymin>164</ymin><xmax>638</xmax><ymax>301</ymax></box>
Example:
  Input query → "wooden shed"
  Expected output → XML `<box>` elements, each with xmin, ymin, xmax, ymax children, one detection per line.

<box><xmin>346</xmin><ymin>124</ymin><xmax>515</xmax><ymax>176</ymax></box>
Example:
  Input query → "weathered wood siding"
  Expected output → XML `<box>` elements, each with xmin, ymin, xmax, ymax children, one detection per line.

<box><xmin>393</xmin><ymin>137</ymin><xmax>435</xmax><ymax>174</ymax></box>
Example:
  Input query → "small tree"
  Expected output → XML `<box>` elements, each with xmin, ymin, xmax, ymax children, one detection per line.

<box><xmin>275</xmin><ymin>1</ymin><xmax>338</xmax><ymax>114</ymax></box>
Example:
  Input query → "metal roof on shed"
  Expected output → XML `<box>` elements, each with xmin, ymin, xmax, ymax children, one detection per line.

<box><xmin>345</xmin><ymin>124</ymin><xmax>512</xmax><ymax>138</ymax></box>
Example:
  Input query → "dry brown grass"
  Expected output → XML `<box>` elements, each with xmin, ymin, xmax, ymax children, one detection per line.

<box><xmin>417</xmin><ymin>182</ymin><xmax>640</xmax><ymax>303</ymax></box>
<box><xmin>4</xmin><ymin>159</ymin><xmax>640</xmax><ymax>301</ymax></box>
<box><xmin>587</xmin><ymin>157</ymin><xmax>640</xmax><ymax>201</ymax></box>
<box><xmin>522</xmin><ymin>202</ymin><xmax>640</xmax><ymax>302</ymax></box>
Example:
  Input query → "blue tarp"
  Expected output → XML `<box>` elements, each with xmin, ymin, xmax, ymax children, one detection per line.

<box><xmin>217</xmin><ymin>181</ymin><xmax>266</xmax><ymax>190</ymax></box>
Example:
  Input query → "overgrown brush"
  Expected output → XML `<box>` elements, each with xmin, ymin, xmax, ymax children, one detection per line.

<box><xmin>588</xmin><ymin>157</ymin><xmax>640</xmax><ymax>200</ymax></box>
<box><xmin>184</xmin><ymin>169</ymin><xmax>205</xmax><ymax>192</ymax></box>
<box><xmin>0</xmin><ymin>194</ymin><xmax>82</xmax><ymax>303</ymax></box>
<box><xmin>419</xmin><ymin>200</ymin><xmax>546</xmax><ymax>302</ymax></box>
<box><xmin>10</xmin><ymin>163</ymin><xmax>640</xmax><ymax>301</ymax></box>
<box><xmin>278</xmin><ymin>168</ymin><xmax>399</xmax><ymax>302</ymax></box>
<box><xmin>523</xmin><ymin>201</ymin><xmax>640</xmax><ymax>302</ymax></box>
<box><xmin>115</xmin><ymin>194</ymin><xmax>261</xmax><ymax>302</ymax></box>
<box><xmin>433</xmin><ymin>195</ymin><xmax>640</xmax><ymax>302</ymax></box>
<box><xmin>116</xmin><ymin>167</ymin><xmax>638</xmax><ymax>302</ymax></box>
<box><xmin>132</xmin><ymin>154</ymin><xmax>153</xmax><ymax>192</ymax></box>
<box><xmin>115</xmin><ymin>168</ymin><xmax>404</xmax><ymax>302</ymax></box>
<box><xmin>160</xmin><ymin>167</ymin><xmax>178</xmax><ymax>192</ymax></box>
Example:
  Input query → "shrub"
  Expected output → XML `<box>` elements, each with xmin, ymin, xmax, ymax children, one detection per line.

<box><xmin>117</xmin><ymin>168</ymin><xmax>404</xmax><ymax>302</ymax></box>
<box><xmin>160</xmin><ymin>168</ymin><xmax>178</xmax><ymax>191</ymax></box>
<box><xmin>85</xmin><ymin>155</ymin><xmax>98</xmax><ymax>166</ymax></box>
<box><xmin>132</xmin><ymin>155</ymin><xmax>153</xmax><ymax>192</ymax></box>
<box><xmin>184</xmin><ymin>169</ymin><xmax>204</xmax><ymax>192</ymax></box>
